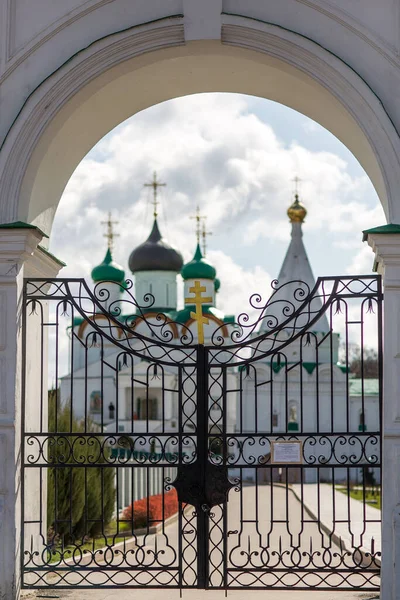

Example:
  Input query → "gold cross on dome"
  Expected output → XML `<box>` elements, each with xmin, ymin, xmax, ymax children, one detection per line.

<box><xmin>144</xmin><ymin>171</ymin><xmax>166</xmax><ymax>218</ymax></box>
<box><xmin>185</xmin><ymin>280</ymin><xmax>212</xmax><ymax>345</ymax></box>
<box><xmin>292</xmin><ymin>175</ymin><xmax>302</xmax><ymax>198</ymax></box>
<box><xmin>190</xmin><ymin>205</ymin><xmax>206</xmax><ymax>244</ymax></box>
<box><xmin>101</xmin><ymin>212</ymin><xmax>119</xmax><ymax>251</ymax></box>
<box><xmin>201</xmin><ymin>219</ymin><xmax>212</xmax><ymax>257</ymax></box>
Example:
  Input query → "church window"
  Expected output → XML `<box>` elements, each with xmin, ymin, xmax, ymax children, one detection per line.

<box><xmin>90</xmin><ymin>391</ymin><xmax>102</xmax><ymax>413</ymax></box>
<box><xmin>288</xmin><ymin>401</ymin><xmax>299</xmax><ymax>431</ymax></box>
<box><xmin>272</xmin><ymin>412</ymin><xmax>278</xmax><ymax>427</ymax></box>
<box><xmin>136</xmin><ymin>396</ymin><xmax>158</xmax><ymax>420</ymax></box>
<box><xmin>289</xmin><ymin>401</ymin><xmax>298</xmax><ymax>423</ymax></box>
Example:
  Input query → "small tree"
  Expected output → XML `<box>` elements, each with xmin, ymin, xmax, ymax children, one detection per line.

<box><xmin>340</xmin><ymin>344</ymin><xmax>379</xmax><ymax>379</ymax></box>
<box><xmin>47</xmin><ymin>390</ymin><xmax>116</xmax><ymax>544</ymax></box>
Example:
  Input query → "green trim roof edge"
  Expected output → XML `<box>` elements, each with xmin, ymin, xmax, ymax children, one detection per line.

<box><xmin>0</xmin><ymin>221</ymin><xmax>49</xmax><ymax>238</ymax></box>
<box><xmin>38</xmin><ymin>245</ymin><xmax>66</xmax><ymax>267</ymax></box>
<box><xmin>363</xmin><ymin>223</ymin><xmax>400</xmax><ymax>241</ymax></box>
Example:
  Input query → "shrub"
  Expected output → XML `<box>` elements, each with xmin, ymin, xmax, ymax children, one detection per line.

<box><xmin>122</xmin><ymin>489</ymin><xmax>179</xmax><ymax>529</ymax></box>
<box><xmin>47</xmin><ymin>389</ymin><xmax>116</xmax><ymax>544</ymax></box>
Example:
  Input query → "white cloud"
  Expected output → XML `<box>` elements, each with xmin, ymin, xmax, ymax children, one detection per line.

<box><xmin>346</xmin><ymin>245</ymin><xmax>375</xmax><ymax>275</ymax></box>
<box><xmin>50</xmin><ymin>93</ymin><xmax>384</xmax><ymax>320</ymax></box>
<box><xmin>207</xmin><ymin>250</ymin><xmax>272</xmax><ymax>318</ymax></box>
<box><xmin>302</xmin><ymin>120</ymin><xmax>321</xmax><ymax>134</ymax></box>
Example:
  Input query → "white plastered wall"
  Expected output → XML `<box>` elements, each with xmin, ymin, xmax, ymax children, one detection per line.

<box><xmin>2</xmin><ymin>2</ymin><xmax>400</xmax><ymax>598</ymax></box>
<box><xmin>1</xmin><ymin>5</ymin><xmax>400</xmax><ymax>229</ymax></box>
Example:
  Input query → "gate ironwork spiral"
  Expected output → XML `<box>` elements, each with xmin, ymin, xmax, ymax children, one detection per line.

<box><xmin>21</xmin><ymin>275</ymin><xmax>382</xmax><ymax>590</ymax></box>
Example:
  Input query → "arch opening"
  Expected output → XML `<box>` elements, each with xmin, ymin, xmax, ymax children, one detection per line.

<box><xmin>2</xmin><ymin>38</ymin><xmax>397</xmax><ymax>235</ymax></box>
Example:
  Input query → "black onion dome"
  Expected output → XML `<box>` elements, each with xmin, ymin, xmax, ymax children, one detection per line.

<box><xmin>128</xmin><ymin>219</ymin><xmax>183</xmax><ymax>273</ymax></box>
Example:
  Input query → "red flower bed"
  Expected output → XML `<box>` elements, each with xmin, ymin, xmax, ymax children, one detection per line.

<box><xmin>123</xmin><ymin>489</ymin><xmax>179</xmax><ymax>529</ymax></box>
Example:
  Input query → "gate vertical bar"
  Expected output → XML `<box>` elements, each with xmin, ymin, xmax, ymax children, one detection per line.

<box><xmin>196</xmin><ymin>344</ymin><xmax>209</xmax><ymax>588</ymax></box>
<box><xmin>20</xmin><ymin>280</ymin><xmax>27</xmax><ymax>585</ymax></box>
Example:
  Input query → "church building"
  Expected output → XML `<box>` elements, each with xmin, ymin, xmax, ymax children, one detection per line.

<box><xmin>239</xmin><ymin>192</ymin><xmax>379</xmax><ymax>484</ymax></box>
<box><xmin>59</xmin><ymin>178</ymin><xmax>379</xmax><ymax>503</ymax></box>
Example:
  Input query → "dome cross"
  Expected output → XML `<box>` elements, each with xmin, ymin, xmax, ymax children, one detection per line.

<box><xmin>292</xmin><ymin>175</ymin><xmax>302</xmax><ymax>199</ymax></box>
<box><xmin>144</xmin><ymin>171</ymin><xmax>166</xmax><ymax>218</ymax></box>
<box><xmin>101</xmin><ymin>212</ymin><xmax>119</xmax><ymax>251</ymax></box>
<box><xmin>201</xmin><ymin>219</ymin><xmax>212</xmax><ymax>257</ymax></box>
<box><xmin>190</xmin><ymin>205</ymin><xmax>207</xmax><ymax>245</ymax></box>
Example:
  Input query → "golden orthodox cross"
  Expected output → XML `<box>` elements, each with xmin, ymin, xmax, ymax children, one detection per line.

<box><xmin>185</xmin><ymin>280</ymin><xmax>212</xmax><ymax>344</ymax></box>
<box><xmin>144</xmin><ymin>171</ymin><xmax>166</xmax><ymax>218</ymax></box>
<box><xmin>201</xmin><ymin>219</ymin><xmax>212</xmax><ymax>257</ymax></box>
<box><xmin>292</xmin><ymin>175</ymin><xmax>302</xmax><ymax>199</ymax></box>
<box><xmin>101</xmin><ymin>212</ymin><xmax>119</xmax><ymax>251</ymax></box>
<box><xmin>190</xmin><ymin>205</ymin><xmax>206</xmax><ymax>244</ymax></box>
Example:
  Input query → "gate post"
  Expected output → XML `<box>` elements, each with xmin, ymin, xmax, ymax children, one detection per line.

<box><xmin>365</xmin><ymin>227</ymin><xmax>400</xmax><ymax>600</ymax></box>
<box><xmin>0</xmin><ymin>225</ymin><xmax>63</xmax><ymax>600</ymax></box>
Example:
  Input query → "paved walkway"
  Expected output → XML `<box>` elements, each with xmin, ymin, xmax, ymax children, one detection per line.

<box><xmin>291</xmin><ymin>483</ymin><xmax>381</xmax><ymax>561</ymax></box>
<box><xmin>21</xmin><ymin>484</ymin><xmax>381</xmax><ymax>599</ymax></box>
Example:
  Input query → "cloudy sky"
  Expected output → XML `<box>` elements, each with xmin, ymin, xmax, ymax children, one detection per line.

<box><xmin>50</xmin><ymin>92</ymin><xmax>384</xmax><ymax>319</ymax></box>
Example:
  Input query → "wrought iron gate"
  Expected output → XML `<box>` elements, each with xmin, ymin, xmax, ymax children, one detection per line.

<box><xmin>22</xmin><ymin>275</ymin><xmax>382</xmax><ymax>590</ymax></box>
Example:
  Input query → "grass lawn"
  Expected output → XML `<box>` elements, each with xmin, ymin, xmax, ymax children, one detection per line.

<box><xmin>336</xmin><ymin>486</ymin><xmax>381</xmax><ymax>510</ymax></box>
<box><xmin>47</xmin><ymin>521</ymin><xmax>135</xmax><ymax>563</ymax></box>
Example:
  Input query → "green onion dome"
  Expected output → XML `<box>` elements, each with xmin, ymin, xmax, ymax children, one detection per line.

<box><xmin>214</xmin><ymin>277</ymin><xmax>221</xmax><ymax>292</ymax></box>
<box><xmin>91</xmin><ymin>248</ymin><xmax>125</xmax><ymax>283</ymax></box>
<box><xmin>181</xmin><ymin>244</ymin><xmax>216</xmax><ymax>280</ymax></box>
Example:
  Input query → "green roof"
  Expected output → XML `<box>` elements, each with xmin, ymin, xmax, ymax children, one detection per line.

<box><xmin>72</xmin><ymin>316</ymin><xmax>85</xmax><ymax>327</ymax></box>
<box><xmin>223</xmin><ymin>314</ymin><xmax>235</xmax><ymax>324</ymax></box>
<box><xmin>363</xmin><ymin>223</ymin><xmax>400</xmax><ymax>241</ymax></box>
<box><xmin>349</xmin><ymin>378</ymin><xmax>379</xmax><ymax>396</ymax></box>
<box><xmin>181</xmin><ymin>244</ymin><xmax>216</xmax><ymax>280</ymax></box>
<box><xmin>0</xmin><ymin>220</ymin><xmax>48</xmax><ymax>238</ymax></box>
<box><xmin>91</xmin><ymin>248</ymin><xmax>125</xmax><ymax>283</ymax></box>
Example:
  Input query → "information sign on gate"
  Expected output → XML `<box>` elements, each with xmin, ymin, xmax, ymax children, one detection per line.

<box><xmin>271</xmin><ymin>440</ymin><xmax>303</xmax><ymax>464</ymax></box>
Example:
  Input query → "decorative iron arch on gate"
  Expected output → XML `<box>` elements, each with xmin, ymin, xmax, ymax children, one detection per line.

<box><xmin>21</xmin><ymin>275</ymin><xmax>382</xmax><ymax>590</ymax></box>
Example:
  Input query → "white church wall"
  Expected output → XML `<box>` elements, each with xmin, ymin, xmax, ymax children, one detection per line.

<box><xmin>93</xmin><ymin>280</ymin><xmax>122</xmax><ymax>313</ymax></box>
<box><xmin>70</xmin><ymin>320</ymin><xmax>128</xmax><ymax>372</ymax></box>
<box><xmin>238</xmin><ymin>361</ymin><xmax>368</xmax><ymax>483</ymax></box>
<box><xmin>60</xmin><ymin>361</ymin><xmax>116</xmax><ymax>423</ymax></box>
<box><xmin>135</xmin><ymin>270</ymin><xmax>178</xmax><ymax>310</ymax></box>
<box><xmin>118</xmin><ymin>374</ymin><xmax>176</xmax><ymax>422</ymax></box>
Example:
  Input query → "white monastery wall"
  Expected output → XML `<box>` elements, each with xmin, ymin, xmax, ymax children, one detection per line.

<box><xmin>223</xmin><ymin>0</ymin><xmax>400</xmax><ymax>124</ymax></box>
<box><xmin>1</xmin><ymin>0</ymin><xmax>400</xmax><ymax>156</ymax></box>
<box><xmin>0</xmin><ymin>0</ymin><xmax>183</xmax><ymax>139</ymax></box>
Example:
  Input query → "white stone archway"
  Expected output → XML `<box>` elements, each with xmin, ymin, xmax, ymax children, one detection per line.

<box><xmin>1</xmin><ymin>17</ymin><xmax>400</xmax><ymax>232</ymax></box>
<box><xmin>1</xmin><ymin>11</ymin><xmax>400</xmax><ymax>600</ymax></box>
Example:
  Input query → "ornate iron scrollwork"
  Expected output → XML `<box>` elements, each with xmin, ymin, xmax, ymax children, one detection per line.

<box><xmin>174</xmin><ymin>462</ymin><xmax>234</xmax><ymax>508</ymax></box>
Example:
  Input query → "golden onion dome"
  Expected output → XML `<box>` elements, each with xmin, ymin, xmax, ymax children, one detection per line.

<box><xmin>287</xmin><ymin>194</ymin><xmax>307</xmax><ymax>223</ymax></box>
